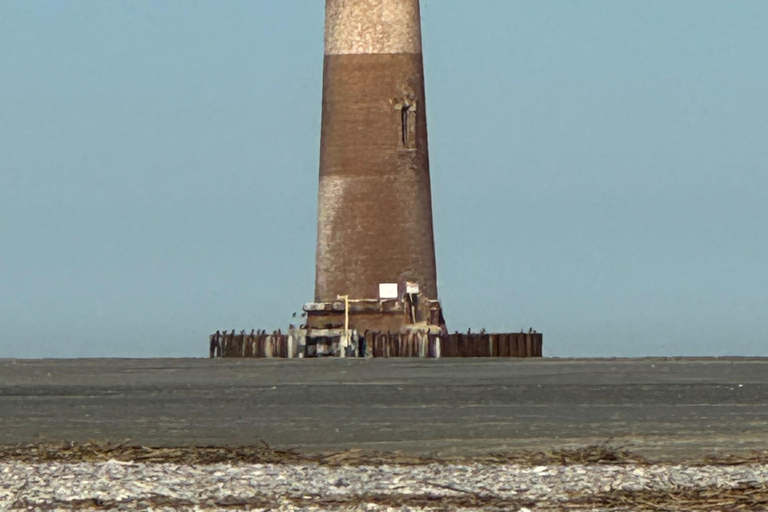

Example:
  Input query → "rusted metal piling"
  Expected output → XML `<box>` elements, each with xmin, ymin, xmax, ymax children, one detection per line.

<box><xmin>440</xmin><ymin>332</ymin><xmax>543</xmax><ymax>358</ymax></box>
<box><xmin>210</xmin><ymin>330</ymin><xmax>299</xmax><ymax>359</ymax></box>
<box><xmin>209</xmin><ymin>331</ymin><xmax>542</xmax><ymax>359</ymax></box>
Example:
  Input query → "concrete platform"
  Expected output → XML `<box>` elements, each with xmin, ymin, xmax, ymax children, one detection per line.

<box><xmin>1</xmin><ymin>358</ymin><xmax>767</xmax><ymax>461</ymax></box>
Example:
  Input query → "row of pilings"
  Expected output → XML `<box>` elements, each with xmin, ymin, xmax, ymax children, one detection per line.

<box><xmin>210</xmin><ymin>330</ymin><xmax>542</xmax><ymax>358</ymax></box>
<box><xmin>210</xmin><ymin>330</ymin><xmax>295</xmax><ymax>358</ymax></box>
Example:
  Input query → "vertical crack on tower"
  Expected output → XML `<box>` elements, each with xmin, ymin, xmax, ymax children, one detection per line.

<box><xmin>398</xmin><ymin>99</ymin><xmax>417</xmax><ymax>150</ymax></box>
<box><xmin>401</xmin><ymin>103</ymin><xmax>410</xmax><ymax>148</ymax></box>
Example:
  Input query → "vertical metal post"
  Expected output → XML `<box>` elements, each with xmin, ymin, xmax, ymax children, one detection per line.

<box><xmin>337</xmin><ymin>295</ymin><xmax>349</xmax><ymax>357</ymax></box>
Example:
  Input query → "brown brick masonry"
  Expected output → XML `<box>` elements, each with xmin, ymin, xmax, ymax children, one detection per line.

<box><xmin>315</xmin><ymin>53</ymin><xmax>437</xmax><ymax>305</ymax></box>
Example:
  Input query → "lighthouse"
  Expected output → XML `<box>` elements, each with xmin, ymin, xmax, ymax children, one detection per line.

<box><xmin>305</xmin><ymin>0</ymin><xmax>443</xmax><ymax>334</ymax></box>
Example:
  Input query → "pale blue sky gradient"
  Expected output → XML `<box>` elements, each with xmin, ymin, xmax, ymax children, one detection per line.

<box><xmin>2</xmin><ymin>1</ymin><xmax>767</xmax><ymax>358</ymax></box>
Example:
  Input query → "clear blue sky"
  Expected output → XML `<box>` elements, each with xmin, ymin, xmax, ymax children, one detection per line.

<box><xmin>2</xmin><ymin>1</ymin><xmax>767</xmax><ymax>358</ymax></box>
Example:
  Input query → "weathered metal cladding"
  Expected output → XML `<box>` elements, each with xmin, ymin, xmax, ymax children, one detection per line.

<box><xmin>315</xmin><ymin>0</ymin><xmax>438</xmax><ymax>315</ymax></box>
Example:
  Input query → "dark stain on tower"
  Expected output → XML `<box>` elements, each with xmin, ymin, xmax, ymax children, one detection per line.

<box><xmin>306</xmin><ymin>0</ymin><xmax>443</xmax><ymax>333</ymax></box>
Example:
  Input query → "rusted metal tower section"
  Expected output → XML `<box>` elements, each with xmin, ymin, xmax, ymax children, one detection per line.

<box><xmin>305</xmin><ymin>0</ymin><xmax>442</xmax><ymax>334</ymax></box>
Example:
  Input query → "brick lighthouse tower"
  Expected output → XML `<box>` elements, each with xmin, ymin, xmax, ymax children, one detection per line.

<box><xmin>305</xmin><ymin>0</ymin><xmax>443</xmax><ymax>335</ymax></box>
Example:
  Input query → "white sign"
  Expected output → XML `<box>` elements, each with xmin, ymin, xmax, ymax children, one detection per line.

<box><xmin>406</xmin><ymin>281</ymin><xmax>420</xmax><ymax>294</ymax></box>
<box><xmin>379</xmin><ymin>283</ymin><xmax>399</xmax><ymax>299</ymax></box>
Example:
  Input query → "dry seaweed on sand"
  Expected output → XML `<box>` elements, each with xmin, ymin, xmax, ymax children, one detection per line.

<box><xmin>564</xmin><ymin>483</ymin><xmax>768</xmax><ymax>511</ymax></box>
<box><xmin>2</xmin><ymin>440</ymin><xmax>768</xmax><ymax>468</ymax></box>
<box><xmin>0</xmin><ymin>440</ymin><xmax>304</xmax><ymax>465</ymax></box>
<box><xmin>0</xmin><ymin>440</ymin><xmax>648</xmax><ymax>466</ymax></box>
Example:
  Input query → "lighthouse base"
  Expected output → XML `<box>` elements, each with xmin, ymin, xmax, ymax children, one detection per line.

<box><xmin>303</xmin><ymin>298</ymin><xmax>444</xmax><ymax>334</ymax></box>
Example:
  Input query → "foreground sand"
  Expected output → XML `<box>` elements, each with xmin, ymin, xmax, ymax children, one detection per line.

<box><xmin>2</xmin><ymin>444</ymin><xmax>768</xmax><ymax>511</ymax></box>
<box><xmin>3</xmin><ymin>460</ymin><xmax>768</xmax><ymax>511</ymax></box>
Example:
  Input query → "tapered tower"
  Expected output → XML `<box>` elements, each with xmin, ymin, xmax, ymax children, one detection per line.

<box><xmin>305</xmin><ymin>0</ymin><xmax>443</xmax><ymax>334</ymax></box>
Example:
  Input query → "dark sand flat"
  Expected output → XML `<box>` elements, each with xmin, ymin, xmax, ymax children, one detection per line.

<box><xmin>1</xmin><ymin>358</ymin><xmax>767</xmax><ymax>461</ymax></box>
